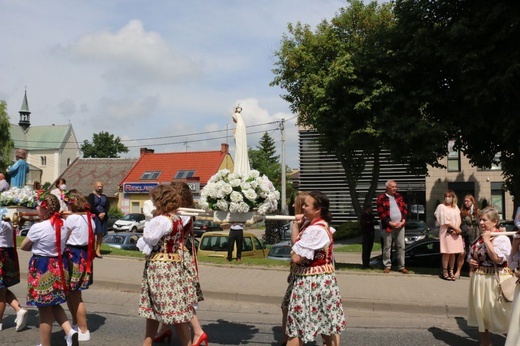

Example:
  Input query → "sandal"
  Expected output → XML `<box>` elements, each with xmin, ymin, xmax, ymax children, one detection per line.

<box><xmin>449</xmin><ymin>268</ymin><xmax>456</xmax><ymax>280</ymax></box>
<box><xmin>441</xmin><ymin>268</ymin><xmax>453</xmax><ymax>281</ymax></box>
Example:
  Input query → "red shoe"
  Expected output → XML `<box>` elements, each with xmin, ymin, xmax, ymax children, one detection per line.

<box><xmin>193</xmin><ymin>332</ymin><xmax>208</xmax><ymax>346</ymax></box>
<box><xmin>153</xmin><ymin>329</ymin><xmax>172</xmax><ymax>343</ymax></box>
<box><xmin>399</xmin><ymin>268</ymin><xmax>409</xmax><ymax>274</ymax></box>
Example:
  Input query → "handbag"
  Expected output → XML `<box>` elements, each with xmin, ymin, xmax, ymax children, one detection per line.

<box><xmin>494</xmin><ymin>265</ymin><xmax>518</xmax><ymax>302</ymax></box>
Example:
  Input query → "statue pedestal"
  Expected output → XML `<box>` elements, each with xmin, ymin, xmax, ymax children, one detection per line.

<box><xmin>213</xmin><ymin>211</ymin><xmax>256</xmax><ymax>224</ymax></box>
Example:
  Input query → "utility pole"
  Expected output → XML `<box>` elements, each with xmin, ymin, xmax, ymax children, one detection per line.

<box><xmin>280</xmin><ymin>118</ymin><xmax>287</xmax><ymax>214</ymax></box>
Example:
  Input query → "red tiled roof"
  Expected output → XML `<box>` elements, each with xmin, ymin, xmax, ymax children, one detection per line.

<box><xmin>120</xmin><ymin>150</ymin><xmax>231</xmax><ymax>186</ymax></box>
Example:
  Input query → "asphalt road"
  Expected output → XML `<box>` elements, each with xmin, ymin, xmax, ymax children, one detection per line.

<box><xmin>1</xmin><ymin>284</ymin><xmax>506</xmax><ymax>346</ymax></box>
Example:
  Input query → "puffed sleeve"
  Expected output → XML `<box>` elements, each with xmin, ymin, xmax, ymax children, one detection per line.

<box><xmin>492</xmin><ymin>235</ymin><xmax>512</xmax><ymax>264</ymax></box>
<box><xmin>292</xmin><ymin>225</ymin><xmax>331</xmax><ymax>260</ymax></box>
<box><xmin>137</xmin><ymin>216</ymin><xmax>172</xmax><ymax>255</ymax></box>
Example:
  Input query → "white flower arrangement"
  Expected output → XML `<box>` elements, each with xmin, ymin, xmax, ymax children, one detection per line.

<box><xmin>199</xmin><ymin>169</ymin><xmax>280</xmax><ymax>214</ymax></box>
<box><xmin>0</xmin><ymin>186</ymin><xmax>38</xmax><ymax>208</ymax></box>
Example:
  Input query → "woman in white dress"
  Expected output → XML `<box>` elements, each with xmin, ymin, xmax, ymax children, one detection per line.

<box><xmin>505</xmin><ymin>232</ymin><xmax>520</xmax><ymax>346</ymax></box>
<box><xmin>467</xmin><ymin>206</ymin><xmax>512</xmax><ymax>346</ymax></box>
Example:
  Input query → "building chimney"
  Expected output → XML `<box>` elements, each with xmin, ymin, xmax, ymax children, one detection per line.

<box><xmin>140</xmin><ymin>147</ymin><xmax>155</xmax><ymax>156</ymax></box>
<box><xmin>221</xmin><ymin>143</ymin><xmax>229</xmax><ymax>153</ymax></box>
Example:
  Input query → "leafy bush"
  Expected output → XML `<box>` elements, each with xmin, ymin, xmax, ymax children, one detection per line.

<box><xmin>108</xmin><ymin>205</ymin><xmax>124</xmax><ymax>218</ymax></box>
<box><xmin>333</xmin><ymin>221</ymin><xmax>361</xmax><ymax>241</ymax></box>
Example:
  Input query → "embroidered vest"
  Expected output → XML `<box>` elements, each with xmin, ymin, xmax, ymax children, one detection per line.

<box><xmin>291</xmin><ymin>219</ymin><xmax>335</xmax><ymax>276</ymax></box>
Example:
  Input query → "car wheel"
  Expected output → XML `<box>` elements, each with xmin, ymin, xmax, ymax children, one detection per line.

<box><xmin>131</xmin><ymin>227</ymin><xmax>137</xmax><ymax>233</ymax></box>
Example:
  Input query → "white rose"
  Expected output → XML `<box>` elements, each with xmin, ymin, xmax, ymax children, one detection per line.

<box><xmin>216</xmin><ymin>200</ymin><xmax>229</xmax><ymax>211</ymax></box>
<box><xmin>221</xmin><ymin>183</ymin><xmax>233</xmax><ymax>196</ymax></box>
<box><xmin>240</xmin><ymin>181</ymin><xmax>251</xmax><ymax>190</ymax></box>
<box><xmin>229</xmin><ymin>202</ymin><xmax>241</xmax><ymax>213</ymax></box>
<box><xmin>249</xmin><ymin>170</ymin><xmax>260</xmax><ymax>178</ymax></box>
<box><xmin>243</xmin><ymin>189</ymin><xmax>257</xmax><ymax>201</ymax></box>
<box><xmin>238</xmin><ymin>202</ymin><xmax>250</xmax><ymax>213</ymax></box>
<box><xmin>229</xmin><ymin>178</ymin><xmax>242</xmax><ymax>187</ymax></box>
<box><xmin>230</xmin><ymin>191</ymin><xmax>243</xmax><ymax>203</ymax></box>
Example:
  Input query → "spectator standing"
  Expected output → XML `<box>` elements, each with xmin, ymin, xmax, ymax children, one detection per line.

<box><xmin>361</xmin><ymin>206</ymin><xmax>376</xmax><ymax>269</ymax></box>
<box><xmin>376</xmin><ymin>180</ymin><xmax>409</xmax><ymax>274</ymax></box>
<box><xmin>50</xmin><ymin>178</ymin><xmax>70</xmax><ymax>213</ymax></box>
<box><xmin>0</xmin><ymin>173</ymin><xmax>9</xmax><ymax>192</ymax></box>
<box><xmin>88</xmin><ymin>182</ymin><xmax>109</xmax><ymax>259</ymax></box>
<box><xmin>227</xmin><ymin>223</ymin><xmax>244</xmax><ymax>262</ymax></box>
<box><xmin>434</xmin><ymin>190</ymin><xmax>464</xmax><ymax>280</ymax></box>
<box><xmin>505</xmin><ymin>231</ymin><xmax>520</xmax><ymax>346</ymax></box>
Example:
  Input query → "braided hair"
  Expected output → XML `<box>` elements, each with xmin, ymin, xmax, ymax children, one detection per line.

<box><xmin>40</xmin><ymin>194</ymin><xmax>61</xmax><ymax>220</ymax></box>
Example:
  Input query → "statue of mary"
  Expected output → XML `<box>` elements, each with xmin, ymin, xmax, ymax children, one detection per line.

<box><xmin>232</xmin><ymin>106</ymin><xmax>250</xmax><ymax>176</ymax></box>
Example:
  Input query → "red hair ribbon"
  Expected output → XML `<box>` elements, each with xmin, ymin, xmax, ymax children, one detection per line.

<box><xmin>85</xmin><ymin>210</ymin><xmax>95</xmax><ymax>273</ymax></box>
<box><xmin>50</xmin><ymin>212</ymin><xmax>68</xmax><ymax>294</ymax></box>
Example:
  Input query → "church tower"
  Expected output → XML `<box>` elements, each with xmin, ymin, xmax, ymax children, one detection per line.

<box><xmin>18</xmin><ymin>90</ymin><xmax>31</xmax><ymax>132</ymax></box>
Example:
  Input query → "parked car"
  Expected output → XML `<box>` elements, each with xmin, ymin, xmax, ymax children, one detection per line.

<box><xmin>369</xmin><ymin>238</ymin><xmax>469</xmax><ymax>270</ymax></box>
<box><xmin>198</xmin><ymin>231</ymin><xmax>266</xmax><ymax>259</ymax></box>
<box><xmin>185</xmin><ymin>237</ymin><xmax>200</xmax><ymax>255</ymax></box>
<box><xmin>404</xmin><ymin>220</ymin><xmax>430</xmax><ymax>245</ymax></box>
<box><xmin>106</xmin><ymin>216</ymin><xmax>119</xmax><ymax>231</ymax></box>
<box><xmin>193</xmin><ymin>220</ymin><xmax>223</xmax><ymax>237</ymax></box>
<box><xmin>266</xmin><ymin>240</ymin><xmax>292</xmax><ymax>261</ymax></box>
<box><xmin>102</xmin><ymin>233</ymin><xmax>142</xmax><ymax>251</ymax></box>
<box><xmin>113</xmin><ymin>213</ymin><xmax>146</xmax><ymax>233</ymax></box>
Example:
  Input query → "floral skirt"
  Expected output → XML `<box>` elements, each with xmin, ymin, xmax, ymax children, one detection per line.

<box><xmin>286</xmin><ymin>273</ymin><xmax>346</xmax><ymax>343</ymax></box>
<box><xmin>182</xmin><ymin>246</ymin><xmax>204</xmax><ymax>303</ymax></box>
<box><xmin>0</xmin><ymin>247</ymin><xmax>20</xmax><ymax>289</ymax></box>
<box><xmin>26</xmin><ymin>255</ymin><xmax>69</xmax><ymax>307</ymax></box>
<box><xmin>66</xmin><ymin>246</ymin><xmax>93</xmax><ymax>291</ymax></box>
<box><xmin>138</xmin><ymin>258</ymin><xmax>197</xmax><ymax>324</ymax></box>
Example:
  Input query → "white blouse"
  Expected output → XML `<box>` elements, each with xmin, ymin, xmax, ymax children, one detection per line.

<box><xmin>0</xmin><ymin>220</ymin><xmax>14</xmax><ymax>248</ymax></box>
<box><xmin>292</xmin><ymin>224</ymin><xmax>331</xmax><ymax>260</ymax></box>
<box><xmin>137</xmin><ymin>215</ymin><xmax>173</xmax><ymax>255</ymax></box>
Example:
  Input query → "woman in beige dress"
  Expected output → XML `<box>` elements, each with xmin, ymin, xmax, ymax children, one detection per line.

<box><xmin>434</xmin><ymin>190</ymin><xmax>463</xmax><ymax>280</ymax></box>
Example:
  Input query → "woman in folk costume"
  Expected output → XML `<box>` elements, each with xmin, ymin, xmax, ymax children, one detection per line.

<box><xmin>20</xmin><ymin>193</ymin><xmax>78</xmax><ymax>346</ymax></box>
<box><xmin>285</xmin><ymin>191</ymin><xmax>345</xmax><ymax>346</ymax></box>
<box><xmin>467</xmin><ymin>206</ymin><xmax>512</xmax><ymax>346</ymax></box>
<box><xmin>137</xmin><ymin>184</ymin><xmax>197</xmax><ymax>346</ymax></box>
<box><xmin>505</xmin><ymin>231</ymin><xmax>520</xmax><ymax>346</ymax></box>
<box><xmin>0</xmin><ymin>208</ymin><xmax>28</xmax><ymax>332</ymax></box>
<box><xmin>64</xmin><ymin>189</ymin><xmax>96</xmax><ymax>341</ymax></box>
<box><xmin>153</xmin><ymin>182</ymin><xmax>207</xmax><ymax>345</ymax></box>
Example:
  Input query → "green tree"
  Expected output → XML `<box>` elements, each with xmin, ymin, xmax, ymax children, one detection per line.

<box><xmin>271</xmin><ymin>0</ymin><xmax>448</xmax><ymax>218</ymax></box>
<box><xmin>391</xmin><ymin>0</ymin><xmax>520</xmax><ymax>214</ymax></box>
<box><xmin>0</xmin><ymin>101</ymin><xmax>14</xmax><ymax>172</ymax></box>
<box><xmin>249</xmin><ymin>132</ymin><xmax>292</xmax><ymax>207</ymax></box>
<box><xmin>81</xmin><ymin>131</ymin><xmax>129</xmax><ymax>158</ymax></box>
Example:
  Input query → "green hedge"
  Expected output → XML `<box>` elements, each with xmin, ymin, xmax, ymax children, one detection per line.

<box><xmin>333</xmin><ymin>221</ymin><xmax>361</xmax><ymax>241</ymax></box>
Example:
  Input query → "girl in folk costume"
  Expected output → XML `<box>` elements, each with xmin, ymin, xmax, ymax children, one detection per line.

<box><xmin>467</xmin><ymin>207</ymin><xmax>512</xmax><ymax>346</ymax></box>
<box><xmin>153</xmin><ymin>182</ymin><xmax>207</xmax><ymax>346</ymax></box>
<box><xmin>285</xmin><ymin>191</ymin><xmax>345</xmax><ymax>346</ymax></box>
<box><xmin>137</xmin><ymin>184</ymin><xmax>197</xmax><ymax>346</ymax></box>
<box><xmin>20</xmin><ymin>193</ymin><xmax>78</xmax><ymax>346</ymax></box>
<box><xmin>65</xmin><ymin>190</ymin><xmax>96</xmax><ymax>341</ymax></box>
<box><xmin>505</xmin><ymin>231</ymin><xmax>520</xmax><ymax>346</ymax></box>
<box><xmin>0</xmin><ymin>208</ymin><xmax>28</xmax><ymax>332</ymax></box>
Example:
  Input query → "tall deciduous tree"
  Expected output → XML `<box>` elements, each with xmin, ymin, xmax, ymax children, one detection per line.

<box><xmin>81</xmin><ymin>131</ymin><xmax>129</xmax><ymax>158</ymax></box>
<box><xmin>0</xmin><ymin>101</ymin><xmax>14</xmax><ymax>172</ymax></box>
<box><xmin>392</xmin><ymin>0</ymin><xmax>520</xmax><ymax>214</ymax></box>
<box><xmin>271</xmin><ymin>0</ymin><xmax>448</xmax><ymax>218</ymax></box>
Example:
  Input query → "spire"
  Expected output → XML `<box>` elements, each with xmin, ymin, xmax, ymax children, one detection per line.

<box><xmin>18</xmin><ymin>89</ymin><xmax>31</xmax><ymax>132</ymax></box>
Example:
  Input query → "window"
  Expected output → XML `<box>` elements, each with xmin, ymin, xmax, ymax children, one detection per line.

<box><xmin>174</xmin><ymin>170</ymin><xmax>195</xmax><ymax>179</ymax></box>
<box><xmin>66</xmin><ymin>158</ymin><xmax>71</xmax><ymax>166</ymax></box>
<box><xmin>490</xmin><ymin>182</ymin><xmax>505</xmax><ymax>219</ymax></box>
<box><xmin>447</xmin><ymin>140</ymin><xmax>460</xmax><ymax>172</ymax></box>
<box><xmin>140</xmin><ymin>171</ymin><xmax>161</xmax><ymax>180</ymax></box>
<box><xmin>478</xmin><ymin>152</ymin><xmax>502</xmax><ymax>171</ymax></box>
<box><xmin>40</xmin><ymin>156</ymin><xmax>46</xmax><ymax>166</ymax></box>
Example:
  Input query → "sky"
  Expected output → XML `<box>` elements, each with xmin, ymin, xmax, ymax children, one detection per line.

<box><xmin>0</xmin><ymin>0</ymin><xmax>346</xmax><ymax>169</ymax></box>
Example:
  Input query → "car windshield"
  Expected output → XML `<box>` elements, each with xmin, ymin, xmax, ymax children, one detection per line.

<box><xmin>406</xmin><ymin>222</ymin><xmax>425</xmax><ymax>230</ymax></box>
<box><xmin>122</xmin><ymin>214</ymin><xmax>138</xmax><ymax>221</ymax></box>
<box><xmin>104</xmin><ymin>235</ymin><xmax>125</xmax><ymax>244</ymax></box>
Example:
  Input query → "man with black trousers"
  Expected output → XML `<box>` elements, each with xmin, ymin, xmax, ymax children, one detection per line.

<box><xmin>227</xmin><ymin>223</ymin><xmax>244</xmax><ymax>262</ymax></box>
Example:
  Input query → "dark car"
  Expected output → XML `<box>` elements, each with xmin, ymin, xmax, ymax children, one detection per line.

<box><xmin>193</xmin><ymin>220</ymin><xmax>223</xmax><ymax>237</ymax></box>
<box><xmin>404</xmin><ymin>220</ymin><xmax>430</xmax><ymax>245</ymax></box>
<box><xmin>106</xmin><ymin>216</ymin><xmax>119</xmax><ymax>231</ymax></box>
<box><xmin>102</xmin><ymin>233</ymin><xmax>142</xmax><ymax>251</ymax></box>
<box><xmin>266</xmin><ymin>240</ymin><xmax>292</xmax><ymax>261</ymax></box>
<box><xmin>370</xmin><ymin>238</ymin><xmax>444</xmax><ymax>268</ymax></box>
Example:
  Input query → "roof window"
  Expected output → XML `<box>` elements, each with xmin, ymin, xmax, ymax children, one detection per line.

<box><xmin>140</xmin><ymin>171</ymin><xmax>161</xmax><ymax>180</ymax></box>
<box><xmin>174</xmin><ymin>170</ymin><xmax>195</xmax><ymax>179</ymax></box>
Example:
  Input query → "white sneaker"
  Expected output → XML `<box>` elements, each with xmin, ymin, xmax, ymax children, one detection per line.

<box><xmin>78</xmin><ymin>329</ymin><xmax>91</xmax><ymax>341</ymax></box>
<box><xmin>65</xmin><ymin>329</ymin><xmax>79</xmax><ymax>346</ymax></box>
<box><xmin>0</xmin><ymin>322</ymin><xmax>3</xmax><ymax>331</ymax></box>
<box><xmin>15</xmin><ymin>308</ymin><xmax>28</xmax><ymax>332</ymax></box>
